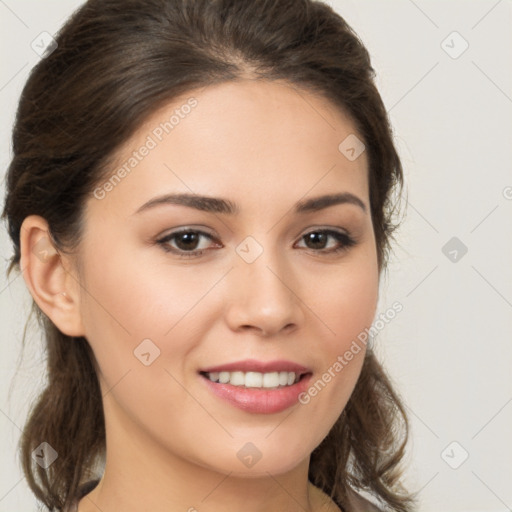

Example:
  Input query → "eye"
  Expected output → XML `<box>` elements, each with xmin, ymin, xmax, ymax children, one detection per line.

<box><xmin>156</xmin><ymin>227</ymin><xmax>357</xmax><ymax>259</ymax></box>
<box><xmin>295</xmin><ymin>229</ymin><xmax>357</xmax><ymax>254</ymax></box>
<box><xmin>156</xmin><ymin>228</ymin><xmax>220</xmax><ymax>258</ymax></box>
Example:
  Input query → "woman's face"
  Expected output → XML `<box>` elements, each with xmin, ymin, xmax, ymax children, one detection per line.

<box><xmin>74</xmin><ymin>79</ymin><xmax>379</xmax><ymax>477</ymax></box>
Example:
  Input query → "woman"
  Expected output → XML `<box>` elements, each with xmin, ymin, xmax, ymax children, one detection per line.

<box><xmin>2</xmin><ymin>0</ymin><xmax>414</xmax><ymax>511</ymax></box>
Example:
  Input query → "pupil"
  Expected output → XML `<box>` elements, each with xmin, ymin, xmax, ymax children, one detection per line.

<box><xmin>177</xmin><ymin>232</ymin><xmax>198</xmax><ymax>250</ymax></box>
<box><xmin>307</xmin><ymin>232</ymin><xmax>326</xmax><ymax>249</ymax></box>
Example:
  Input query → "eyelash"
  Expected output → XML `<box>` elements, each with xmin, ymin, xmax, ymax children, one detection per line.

<box><xmin>156</xmin><ymin>227</ymin><xmax>357</xmax><ymax>259</ymax></box>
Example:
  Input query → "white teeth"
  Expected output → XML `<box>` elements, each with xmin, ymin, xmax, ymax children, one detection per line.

<box><xmin>245</xmin><ymin>371</ymin><xmax>263</xmax><ymax>388</ymax></box>
<box><xmin>278</xmin><ymin>371</ymin><xmax>289</xmax><ymax>386</ymax></box>
<box><xmin>230</xmin><ymin>371</ymin><xmax>245</xmax><ymax>386</ymax></box>
<box><xmin>263</xmin><ymin>372</ymin><xmax>280</xmax><ymax>388</ymax></box>
<box><xmin>204</xmin><ymin>370</ymin><xmax>301</xmax><ymax>388</ymax></box>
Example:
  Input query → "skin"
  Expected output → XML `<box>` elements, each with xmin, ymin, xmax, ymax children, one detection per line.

<box><xmin>20</xmin><ymin>79</ymin><xmax>379</xmax><ymax>512</ymax></box>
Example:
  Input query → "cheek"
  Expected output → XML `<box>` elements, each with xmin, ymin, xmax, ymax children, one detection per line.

<box><xmin>334</xmin><ymin>266</ymin><xmax>378</xmax><ymax>343</ymax></box>
<box><xmin>310</xmin><ymin>255</ymin><xmax>379</xmax><ymax>353</ymax></box>
<box><xmin>297</xmin><ymin>252</ymin><xmax>379</xmax><ymax>430</ymax></box>
<box><xmin>76</xmin><ymin>233</ymin><xmax>234</xmax><ymax>395</ymax></box>
<box><xmin>80</xmin><ymin>231</ymin><xmax>208</xmax><ymax>331</ymax></box>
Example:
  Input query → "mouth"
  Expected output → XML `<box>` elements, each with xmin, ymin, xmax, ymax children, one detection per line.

<box><xmin>198</xmin><ymin>365</ymin><xmax>313</xmax><ymax>414</ymax></box>
<box><xmin>198</xmin><ymin>358</ymin><xmax>312</xmax><ymax>389</ymax></box>
<box><xmin>199</xmin><ymin>370</ymin><xmax>309</xmax><ymax>388</ymax></box>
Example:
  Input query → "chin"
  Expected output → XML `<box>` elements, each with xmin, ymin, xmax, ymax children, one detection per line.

<box><xmin>193</xmin><ymin>436</ymin><xmax>314</xmax><ymax>477</ymax></box>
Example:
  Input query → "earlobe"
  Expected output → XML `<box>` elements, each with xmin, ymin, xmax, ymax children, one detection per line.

<box><xmin>19</xmin><ymin>215</ymin><xmax>85</xmax><ymax>337</ymax></box>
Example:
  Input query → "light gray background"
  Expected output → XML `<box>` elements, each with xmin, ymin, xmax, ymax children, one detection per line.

<box><xmin>1</xmin><ymin>1</ymin><xmax>511</xmax><ymax>511</ymax></box>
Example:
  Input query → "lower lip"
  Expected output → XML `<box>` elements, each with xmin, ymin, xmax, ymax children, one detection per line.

<box><xmin>200</xmin><ymin>373</ymin><xmax>313</xmax><ymax>414</ymax></box>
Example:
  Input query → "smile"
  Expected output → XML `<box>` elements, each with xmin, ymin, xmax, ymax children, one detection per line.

<box><xmin>201</xmin><ymin>370</ymin><xmax>302</xmax><ymax>388</ymax></box>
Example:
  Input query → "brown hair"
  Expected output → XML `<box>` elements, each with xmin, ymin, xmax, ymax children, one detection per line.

<box><xmin>2</xmin><ymin>0</ymin><xmax>413</xmax><ymax>510</ymax></box>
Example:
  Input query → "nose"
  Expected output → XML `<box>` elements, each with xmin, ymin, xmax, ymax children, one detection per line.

<box><xmin>224</xmin><ymin>248</ymin><xmax>304</xmax><ymax>337</ymax></box>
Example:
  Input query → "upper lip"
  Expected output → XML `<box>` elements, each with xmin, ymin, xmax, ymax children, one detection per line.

<box><xmin>200</xmin><ymin>359</ymin><xmax>311</xmax><ymax>374</ymax></box>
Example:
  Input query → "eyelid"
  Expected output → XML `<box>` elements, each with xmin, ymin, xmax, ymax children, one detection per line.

<box><xmin>156</xmin><ymin>227</ymin><xmax>220</xmax><ymax>248</ymax></box>
<box><xmin>157</xmin><ymin>226</ymin><xmax>217</xmax><ymax>239</ymax></box>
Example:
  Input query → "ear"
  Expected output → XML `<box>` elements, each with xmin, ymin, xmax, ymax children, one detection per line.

<box><xmin>19</xmin><ymin>215</ymin><xmax>85</xmax><ymax>337</ymax></box>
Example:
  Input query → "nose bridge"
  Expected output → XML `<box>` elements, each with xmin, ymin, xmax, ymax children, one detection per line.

<box><xmin>226</xmin><ymin>237</ymin><xmax>302</xmax><ymax>335</ymax></box>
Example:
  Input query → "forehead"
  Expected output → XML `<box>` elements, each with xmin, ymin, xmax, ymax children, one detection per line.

<box><xmin>89</xmin><ymin>79</ymin><xmax>369</xmax><ymax>218</ymax></box>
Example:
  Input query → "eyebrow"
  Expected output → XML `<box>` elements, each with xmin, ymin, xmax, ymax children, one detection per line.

<box><xmin>134</xmin><ymin>192</ymin><xmax>367</xmax><ymax>216</ymax></box>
